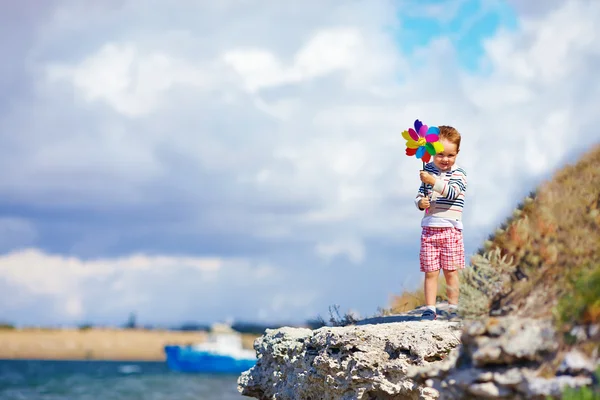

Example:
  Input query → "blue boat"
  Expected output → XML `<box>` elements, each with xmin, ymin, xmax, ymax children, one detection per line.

<box><xmin>164</xmin><ymin>328</ymin><xmax>257</xmax><ymax>374</ymax></box>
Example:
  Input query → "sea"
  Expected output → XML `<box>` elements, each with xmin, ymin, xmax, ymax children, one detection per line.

<box><xmin>0</xmin><ymin>359</ymin><xmax>244</xmax><ymax>400</ymax></box>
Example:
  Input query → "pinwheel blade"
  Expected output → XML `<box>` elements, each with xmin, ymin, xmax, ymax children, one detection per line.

<box><xmin>406</xmin><ymin>140</ymin><xmax>420</xmax><ymax>149</ymax></box>
<box><xmin>427</xmin><ymin>126</ymin><xmax>440</xmax><ymax>135</ymax></box>
<box><xmin>408</xmin><ymin>128</ymin><xmax>419</xmax><ymax>141</ymax></box>
<box><xmin>418</xmin><ymin>125</ymin><xmax>428</xmax><ymax>137</ymax></box>
<box><xmin>425</xmin><ymin>134</ymin><xmax>439</xmax><ymax>143</ymax></box>
<box><xmin>422</xmin><ymin>152</ymin><xmax>431</xmax><ymax>163</ymax></box>
<box><xmin>405</xmin><ymin>147</ymin><xmax>417</xmax><ymax>156</ymax></box>
<box><xmin>432</xmin><ymin>141</ymin><xmax>445</xmax><ymax>153</ymax></box>
<box><xmin>401</xmin><ymin>130</ymin><xmax>412</xmax><ymax>141</ymax></box>
<box><xmin>416</xmin><ymin>146</ymin><xmax>426</xmax><ymax>159</ymax></box>
<box><xmin>414</xmin><ymin>119</ymin><xmax>423</xmax><ymax>133</ymax></box>
<box><xmin>425</xmin><ymin>142</ymin><xmax>437</xmax><ymax>155</ymax></box>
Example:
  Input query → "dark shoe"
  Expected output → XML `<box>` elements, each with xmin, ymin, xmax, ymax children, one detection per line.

<box><xmin>421</xmin><ymin>309</ymin><xmax>437</xmax><ymax>321</ymax></box>
<box><xmin>448</xmin><ymin>310</ymin><xmax>460</xmax><ymax>321</ymax></box>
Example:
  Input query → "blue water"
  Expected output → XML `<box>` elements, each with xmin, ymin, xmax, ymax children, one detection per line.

<box><xmin>0</xmin><ymin>360</ymin><xmax>244</xmax><ymax>400</ymax></box>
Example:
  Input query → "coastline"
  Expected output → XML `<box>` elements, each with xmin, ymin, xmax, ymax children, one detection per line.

<box><xmin>0</xmin><ymin>328</ymin><xmax>258</xmax><ymax>361</ymax></box>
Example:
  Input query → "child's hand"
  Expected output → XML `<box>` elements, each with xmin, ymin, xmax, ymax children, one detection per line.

<box><xmin>418</xmin><ymin>197</ymin><xmax>430</xmax><ymax>210</ymax></box>
<box><xmin>420</xmin><ymin>171</ymin><xmax>436</xmax><ymax>185</ymax></box>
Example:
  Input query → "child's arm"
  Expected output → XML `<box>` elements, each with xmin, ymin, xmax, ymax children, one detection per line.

<box><xmin>415</xmin><ymin>195</ymin><xmax>423</xmax><ymax>210</ymax></box>
<box><xmin>416</xmin><ymin>167</ymin><xmax>436</xmax><ymax>210</ymax></box>
<box><xmin>415</xmin><ymin>195</ymin><xmax>430</xmax><ymax>210</ymax></box>
<box><xmin>431</xmin><ymin>168</ymin><xmax>467</xmax><ymax>200</ymax></box>
<box><xmin>415</xmin><ymin>185</ymin><xmax>429</xmax><ymax>210</ymax></box>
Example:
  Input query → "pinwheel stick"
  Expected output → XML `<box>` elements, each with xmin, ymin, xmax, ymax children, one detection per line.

<box><xmin>421</xmin><ymin>160</ymin><xmax>428</xmax><ymax>198</ymax></box>
<box><xmin>402</xmin><ymin>119</ymin><xmax>444</xmax><ymax>209</ymax></box>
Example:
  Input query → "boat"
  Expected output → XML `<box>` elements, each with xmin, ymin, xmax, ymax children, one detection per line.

<box><xmin>164</xmin><ymin>324</ymin><xmax>257</xmax><ymax>374</ymax></box>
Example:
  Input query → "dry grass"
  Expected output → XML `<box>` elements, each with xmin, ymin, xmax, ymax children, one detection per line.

<box><xmin>478</xmin><ymin>143</ymin><xmax>600</xmax><ymax>323</ymax></box>
<box><xmin>389</xmin><ymin>275</ymin><xmax>448</xmax><ymax>313</ymax></box>
<box><xmin>241</xmin><ymin>333</ymin><xmax>262</xmax><ymax>350</ymax></box>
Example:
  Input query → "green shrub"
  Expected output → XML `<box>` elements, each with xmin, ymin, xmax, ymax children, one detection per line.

<box><xmin>459</xmin><ymin>247</ymin><xmax>514</xmax><ymax>319</ymax></box>
<box><xmin>555</xmin><ymin>264</ymin><xmax>600</xmax><ymax>329</ymax></box>
<box><xmin>550</xmin><ymin>367</ymin><xmax>600</xmax><ymax>400</ymax></box>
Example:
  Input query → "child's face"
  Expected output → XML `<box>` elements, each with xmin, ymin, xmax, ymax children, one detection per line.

<box><xmin>433</xmin><ymin>138</ymin><xmax>459</xmax><ymax>171</ymax></box>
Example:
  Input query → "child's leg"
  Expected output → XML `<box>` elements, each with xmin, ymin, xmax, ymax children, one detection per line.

<box><xmin>442</xmin><ymin>269</ymin><xmax>459</xmax><ymax>305</ymax></box>
<box><xmin>424</xmin><ymin>270</ymin><xmax>440</xmax><ymax>306</ymax></box>
<box><xmin>440</xmin><ymin>228</ymin><xmax>465</xmax><ymax>309</ymax></box>
<box><xmin>420</xmin><ymin>227</ymin><xmax>441</xmax><ymax>308</ymax></box>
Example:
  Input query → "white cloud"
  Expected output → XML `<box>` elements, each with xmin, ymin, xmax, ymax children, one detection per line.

<box><xmin>315</xmin><ymin>238</ymin><xmax>366</xmax><ymax>264</ymax></box>
<box><xmin>47</xmin><ymin>43</ymin><xmax>212</xmax><ymax>117</ymax></box>
<box><xmin>0</xmin><ymin>0</ymin><xmax>599</xmax><ymax>324</ymax></box>
<box><xmin>0</xmin><ymin>248</ymin><xmax>224</xmax><ymax>296</ymax></box>
<box><xmin>222</xmin><ymin>27</ymin><xmax>362</xmax><ymax>93</ymax></box>
<box><xmin>0</xmin><ymin>248</ymin><xmax>285</xmax><ymax>324</ymax></box>
<box><xmin>484</xmin><ymin>0</ymin><xmax>599</xmax><ymax>84</ymax></box>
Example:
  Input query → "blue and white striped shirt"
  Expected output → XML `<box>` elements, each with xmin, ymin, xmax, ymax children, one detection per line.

<box><xmin>414</xmin><ymin>162</ymin><xmax>468</xmax><ymax>229</ymax></box>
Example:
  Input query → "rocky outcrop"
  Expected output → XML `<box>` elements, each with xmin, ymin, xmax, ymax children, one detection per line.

<box><xmin>238</xmin><ymin>315</ymin><xmax>462</xmax><ymax>400</ymax></box>
<box><xmin>410</xmin><ymin>316</ymin><xmax>597</xmax><ymax>399</ymax></box>
<box><xmin>237</xmin><ymin>313</ymin><xmax>599</xmax><ymax>399</ymax></box>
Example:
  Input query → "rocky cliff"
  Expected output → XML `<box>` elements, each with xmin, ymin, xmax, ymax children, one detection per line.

<box><xmin>237</xmin><ymin>308</ymin><xmax>598</xmax><ymax>399</ymax></box>
<box><xmin>238</xmin><ymin>308</ymin><xmax>461</xmax><ymax>400</ymax></box>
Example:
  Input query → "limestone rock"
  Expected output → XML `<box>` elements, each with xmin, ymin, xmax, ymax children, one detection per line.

<box><xmin>412</xmin><ymin>316</ymin><xmax>596</xmax><ymax>399</ymax></box>
<box><xmin>558</xmin><ymin>349</ymin><xmax>596</xmax><ymax>376</ymax></box>
<box><xmin>238</xmin><ymin>319</ymin><xmax>462</xmax><ymax>400</ymax></box>
<box><xmin>238</xmin><ymin>314</ymin><xmax>598</xmax><ymax>399</ymax></box>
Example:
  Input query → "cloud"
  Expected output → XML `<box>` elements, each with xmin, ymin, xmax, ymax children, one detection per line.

<box><xmin>0</xmin><ymin>248</ymin><xmax>291</xmax><ymax>325</ymax></box>
<box><xmin>0</xmin><ymin>0</ymin><xmax>599</xmax><ymax>325</ymax></box>
<box><xmin>47</xmin><ymin>43</ymin><xmax>212</xmax><ymax>117</ymax></box>
<box><xmin>223</xmin><ymin>27</ymin><xmax>363</xmax><ymax>94</ymax></box>
<box><xmin>315</xmin><ymin>237</ymin><xmax>366</xmax><ymax>265</ymax></box>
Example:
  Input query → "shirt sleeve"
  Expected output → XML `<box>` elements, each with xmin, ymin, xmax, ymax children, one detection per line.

<box><xmin>432</xmin><ymin>168</ymin><xmax>467</xmax><ymax>200</ymax></box>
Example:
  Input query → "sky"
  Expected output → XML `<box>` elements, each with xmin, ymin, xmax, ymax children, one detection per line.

<box><xmin>1</xmin><ymin>0</ymin><xmax>599</xmax><ymax>327</ymax></box>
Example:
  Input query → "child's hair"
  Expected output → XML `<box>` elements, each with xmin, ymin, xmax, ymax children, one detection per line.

<box><xmin>438</xmin><ymin>126</ymin><xmax>461</xmax><ymax>151</ymax></box>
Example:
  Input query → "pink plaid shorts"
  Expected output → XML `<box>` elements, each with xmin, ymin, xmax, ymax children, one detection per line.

<box><xmin>419</xmin><ymin>227</ymin><xmax>465</xmax><ymax>273</ymax></box>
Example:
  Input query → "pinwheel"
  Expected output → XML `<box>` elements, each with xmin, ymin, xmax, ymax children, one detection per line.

<box><xmin>402</xmin><ymin>119</ymin><xmax>444</xmax><ymax>206</ymax></box>
<box><xmin>402</xmin><ymin>119</ymin><xmax>444</xmax><ymax>164</ymax></box>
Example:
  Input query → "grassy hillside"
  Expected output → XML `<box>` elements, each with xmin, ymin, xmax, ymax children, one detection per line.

<box><xmin>391</xmin><ymin>143</ymin><xmax>600</xmax><ymax>343</ymax></box>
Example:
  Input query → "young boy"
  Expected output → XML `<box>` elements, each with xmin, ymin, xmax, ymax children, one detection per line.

<box><xmin>415</xmin><ymin>125</ymin><xmax>467</xmax><ymax>320</ymax></box>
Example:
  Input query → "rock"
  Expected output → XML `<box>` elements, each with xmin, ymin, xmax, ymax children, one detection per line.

<box><xmin>462</xmin><ymin>317</ymin><xmax>557</xmax><ymax>367</ymax></box>
<box><xmin>558</xmin><ymin>349</ymin><xmax>596</xmax><ymax>376</ymax></box>
<box><xmin>570</xmin><ymin>325</ymin><xmax>588</xmax><ymax>342</ymax></box>
<box><xmin>239</xmin><ymin>314</ymin><xmax>599</xmax><ymax>399</ymax></box>
<box><xmin>588</xmin><ymin>324</ymin><xmax>600</xmax><ymax>340</ymax></box>
<box><xmin>237</xmin><ymin>320</ymin><xmax>461</xmax><ymax>400</ymax></box>
<box><xmin>413</xmin><ymin>316</ymin><xmax>597</xmax><ymax>399</ymax></box>
<box><xmin>493</xmin><ymin>368</ymin><xmax>523</xmax><ymax>387</ymax></box>
<box><xmin>520</xmin><ymin>375</ymin><xmax>593</xmax><ymax>398</ymax></box>
<box><xmin>467</xmin><ymin>382</ymin><xmax>512</xmax><ymax>398</ymax></box>
<box><xmin>465</xmin><ymin>320</ymin><xmax>486</xmax><ymax>336</ymax></box>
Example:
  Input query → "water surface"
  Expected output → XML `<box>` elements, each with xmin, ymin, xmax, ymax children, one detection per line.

<box><xmin>0</xmin><ymin>359</ymin><xmax>243</xmax><ymax>400</ymax></box>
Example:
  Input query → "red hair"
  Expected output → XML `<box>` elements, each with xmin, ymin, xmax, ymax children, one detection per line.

<box><xmin>438</xmin><ymin>126</ymin><xmax>461</xmax><ymax>151</ymax></box>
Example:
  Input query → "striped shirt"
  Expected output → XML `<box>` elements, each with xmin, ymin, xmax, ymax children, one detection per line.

<box><xmin>414</xmin><ymin>162</ymin><xmax>467</xmax><ymax>229</ymax></box>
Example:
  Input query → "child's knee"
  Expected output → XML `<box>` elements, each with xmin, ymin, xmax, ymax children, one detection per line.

<box><xmin>442</xmin><ymin>268</ymin><xmax>459</xmax><ymax>280</ymax></box>
<box><xmin>424</xmin><ymin>270</ymin><xmax>440</xmax><ymax>280</ymax></box>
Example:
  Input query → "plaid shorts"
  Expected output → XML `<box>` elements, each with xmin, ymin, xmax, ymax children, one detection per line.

<box><xmin>419</xmin><ymin>227</ymin><xmax>465</xmax><ymax>273</ymax></box>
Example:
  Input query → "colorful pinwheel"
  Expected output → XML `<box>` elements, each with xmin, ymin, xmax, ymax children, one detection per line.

<box><xmin>402</xmin><ymin>119</ymin><xmax>445</xmax><ymax>210</ymax></box>
<box><xmin>402</xmin><ymin>119</ymin><xmax>444</xmax><ymax>163</ymax></box>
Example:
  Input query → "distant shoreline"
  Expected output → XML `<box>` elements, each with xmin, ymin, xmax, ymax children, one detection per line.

<box><xmin>0</xmin><ymin>328</ymin><xmax>259</xmax><ymax>362</ymax></box>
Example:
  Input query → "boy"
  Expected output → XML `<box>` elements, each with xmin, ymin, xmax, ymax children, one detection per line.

<box><xmin>415</xmin><ymin>125</ymin><xmax>467</xmax><ymax>320</ymax></box>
